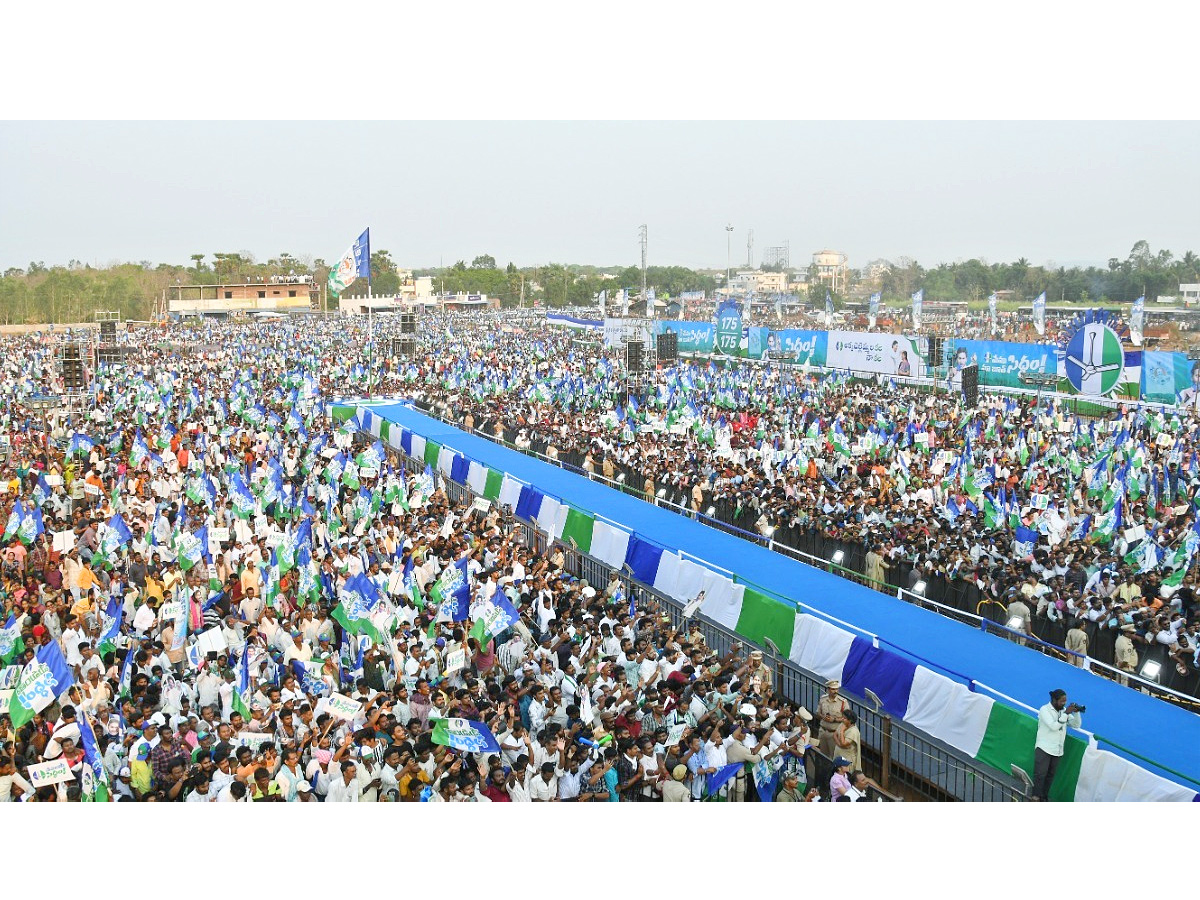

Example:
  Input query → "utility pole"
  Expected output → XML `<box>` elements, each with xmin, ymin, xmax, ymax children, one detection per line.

<box><xmin>726</xmin><ymin>225</ymin><xmax>734</xmax><ymax>297</ymax></box>
<box><xmin>639</xmin><ymin>224</ymin><xmax>648</xmax><ymax>308</ymax></box>
<box><xmin>747</xmin><ymin>228</ymin><xmax>754</xmax><ymax>269</ymax></box>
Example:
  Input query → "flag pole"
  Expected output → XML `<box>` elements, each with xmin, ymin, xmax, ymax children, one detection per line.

<box><xmin>366</xmin><ymin>228</ymin><xmax>373</xmax><ymax>393</ymax></box>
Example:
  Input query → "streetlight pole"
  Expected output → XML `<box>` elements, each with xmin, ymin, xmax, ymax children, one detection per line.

<box><xmin>725</xmin><ymin>225</ymin><xmax>733</xmax><ymax>298</ymax></box>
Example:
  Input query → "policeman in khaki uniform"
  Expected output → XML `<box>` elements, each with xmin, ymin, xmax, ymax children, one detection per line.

<box><xmin>816</xmin><ymin>680</ymin><xmax>848</xmax><ymax>759</ymax></box>
<box><xmin>744</xmin><ymin>650</ymin><xmax>773</xmax><ymax>697</ymax></box>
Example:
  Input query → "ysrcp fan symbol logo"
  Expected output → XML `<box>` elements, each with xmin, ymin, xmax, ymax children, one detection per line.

<box><xmin>1062</xmin><ymin>322</ymin><xmax>1124</xmax><ymax>396</ymax></box>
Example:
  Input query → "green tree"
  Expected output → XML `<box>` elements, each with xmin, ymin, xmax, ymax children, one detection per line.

<box><xmin>471</xmin><ymin>254</ymin><xmax>497</xmax><ymax>269</ymax></box>
<box><xmin>369</xmin><ymin>249</ymin><xmax>399</xmax><ymax>293</ymax></box>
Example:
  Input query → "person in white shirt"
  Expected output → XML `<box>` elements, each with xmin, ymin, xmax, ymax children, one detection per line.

<box><xmin>528</xmin><ymin>762</ymin><xmax>558</xmax><ymax>801</ymax></box>
<box><xmin>326</xmin><ymin>761</ymin><xmax>360</xmax><ymax>802</ymax></box>
<box><xmin>1033</xmin><ymin>689</ymin><xmax>1082</xmax><ymax>802</ymax></box>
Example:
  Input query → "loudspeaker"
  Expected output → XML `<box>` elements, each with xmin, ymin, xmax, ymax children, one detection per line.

<box><xmin>626</xmin><ymin>340</ymin><xmax>644</xmax><ymax>373</ymax></box>
<box><xmin>62</xmin><ymin>346</ymin><xmax>86</xmax><ymax>389</ymax></box>
<box><xmin>400</xmin><ymin>313</ymin><xmax>416</xmax><ymax>334</ymax></box>
<box><xmin>396</xmin><ymin>336</ymin><xmax>417</xmax><ymax>356</ymax></box>
<box><xmin>656</xmin><ymin>331</ymin><xmax>678</xmax><ymax>362</ymax></box>
<box><xmin>928</xmin><ymin>335</ymin><xmax>943</xmax><ymax>365</ymax></box>
<box><xmin>99</xmin><ymin>320</ymin><xmax>116</xmax><ymax>341</ymax></box>
<box><xmin>95</xmin><ymin>347</ymin><xmax>120</xmax><ymax>366</ymax></box>
<box><xmin>962</xmin><ymin>363</ymin><xmax>979</xmax><ymax>407</ymax></box>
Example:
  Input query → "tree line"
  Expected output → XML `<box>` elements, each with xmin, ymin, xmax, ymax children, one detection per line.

<box><xmin>0</xmin><ymin>241</ymin><xmax>1194</xmax><ymax>324</ymax></box>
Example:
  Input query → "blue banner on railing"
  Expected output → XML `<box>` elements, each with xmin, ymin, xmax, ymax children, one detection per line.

<box><xmin>766</xmin><ymin>329</ymin><xmax>827</xmax><ymax>366</ymax></box>
<box><xmin>944</xmin><ymin>339</ymin><xmax>1056</xmax><ymax>389</ymax></box>
<box><xmin>1142</xmin><ymin>350</ymin><xmax>1198</xmax><ymax>405</ymax></box>
<box><xmin>654</xmin><ymin>320</ymin><xmax>715</xmax><ymax>354</ymax></box>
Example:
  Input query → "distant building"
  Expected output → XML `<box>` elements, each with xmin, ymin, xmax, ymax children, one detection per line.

<box><xmin>754</xmin><ymin>271</ymin><xmax>789</xmax><ymax>294</ymax></box>
<box><xmin>169</xmin><ymin>276</ymin><xmax>319</xmax><ymax>315</ymax></box>
<box><xmin>812</xmin><ymin>250</ymin><xmax>849</xmax><ymax>294</ymax></box>
<box><xmin>395</xmin><ymin>269</ymin><xmax>434</xmax><ymax>302</ymax></box>
<box><xmin>1180</xmin><ymin>283</ymin><xmax>1200</xmax><ymax>306</ymax></box>
<box><xmin>728</xmin><ymin>269</ymin><xmax>791</xmax><ymax>296</ymax></box>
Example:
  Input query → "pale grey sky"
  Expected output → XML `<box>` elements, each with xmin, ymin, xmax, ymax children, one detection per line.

<box><xmin>3</xmin><ymin>121</ymin><xmax>1198</xmax><ymax>273</ymax></box>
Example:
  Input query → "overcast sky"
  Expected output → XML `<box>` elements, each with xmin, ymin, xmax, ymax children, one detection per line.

<box><xmin>3</xmin><ymin>121</ymin><xmax>1198</xmax><ymax>273</ymax></box>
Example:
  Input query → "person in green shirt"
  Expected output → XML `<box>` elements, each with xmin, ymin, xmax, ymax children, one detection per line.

<box><xmin>250</xmin><ymin>765</ymin><xmax>282</xmax><ymax>802</ymax></box>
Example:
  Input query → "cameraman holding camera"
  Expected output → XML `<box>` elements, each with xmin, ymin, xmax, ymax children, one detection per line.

<box><xmin>1032</xmin><ymin>688</ymin><xmax>1083</xmax><ymax>802</ymax></box>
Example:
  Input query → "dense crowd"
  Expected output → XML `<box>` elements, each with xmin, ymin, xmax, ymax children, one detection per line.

<box><xmin>4</xmin><ymin>307</ymin><xmax>1199</xmax><ymax>804</ymax></box>
<box><xmin>0</xmin><ymin>317</ymin><xmax>878</xmax><ymax>802</ymax></box>
<box><xmin>392</xmin><ymin>314</ymin><xmax>1200</xmax><ymax>691</ymax></box>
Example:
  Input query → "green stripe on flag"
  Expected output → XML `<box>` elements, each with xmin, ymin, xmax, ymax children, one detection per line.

<box><xmin>424</xmin><ymin>441</ymin><xmax>441</xmax><ymax>467</ymax></box>
<box><xmin>379</xmin><ymin>420</ymin><xmax>390</xmax><ymax>441</ymax></box>
<box><xmin>974</xmin><ymin>702</ymin><xmax>1036</xmax><ymax>777</ymax></box>
<box><xmin>560</xmin><ymin>508</ymin><xmax>595</xmax><ymax>554</ymax></box>
<box><xmin>483</xmin><ymin>468</ymin><xmax>503</xmax><ymax>501</ymax></box>
<box><xmin>733</xmin><ymin>587</ymin><xmax>795</xmax><ymax>657</ymax></box>
<box><xmin>1051</xmin><ymin>736</ymin><xmax>1086</xmax><ymax>802</ymax></box>
<box><xmin>331</xmin><ymin>406</ymin><xmax>355</xmax><ymax>424</ymax></box>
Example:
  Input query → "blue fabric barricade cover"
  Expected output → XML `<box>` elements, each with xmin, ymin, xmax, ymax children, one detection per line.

<box><xmin>624</xmin><ymin>534</ymin><xmax>665</xmax><ymax>585</ymax></box>
<box><xmin>450</xmin><ymin>453</ymin><xmax>471</xmax><ymax>485</ymax></box>
<box><xmin>515</xmin><ymin>486</ymin><xmax>543</xmax><ymax>522</ymax></box>
<box><xmin>840</xmin><ymin>636</ymin><xmax>917</xmax><ymax>719</ymax></box>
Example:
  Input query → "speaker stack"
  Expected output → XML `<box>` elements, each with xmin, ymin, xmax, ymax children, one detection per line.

<box><xmin>400</xmin><ymin>313</ymin><xmax>416</xmax><ymax>334</ymax></box>
<box><xmin>61</xmin><ymin>346</ymin><xmax>86</xmax><ymax>390</ymax></box>
<box><xmin>100</xmin><ymin>320</ymin><xmax>117</xmax><ymax>341</ymax></box>
<box><xmin>928</xmin><ymin>335</ymin><xmax>943</xmax><ymax>367</ymax></box>
<box><xmin>656</xmin><ymin>331</ymin><xmax>678</xmax><ymax>363</ymax></box>
<box><xmin>626</xmin><ymin>340</ymin><xmax>644</xmax><ymax>373</ymax></box>
<box><xmin>961</xmin><ymin>364</ymin><xmax>980</xmax><ymax>407</ymax></box>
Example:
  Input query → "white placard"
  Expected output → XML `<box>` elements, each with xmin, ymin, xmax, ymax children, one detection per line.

<box><xmin>443</xmin><ymin>648</ymin><xmax>466</xmax><ymax>675</ymax></box>
<box><xmin>157</xmin><ymin>600</ymin><xmax>182</xmax><ymax>623</ymax></box>
<box><xmin>84</xmin><ymin>483</ymin><xmax>101</xmax><ymax>496</ymax></box>
<box><xmin>387</xmin><ymin>571</ymin><xmax>406</xmax><ymax>595</ymax></box>
<box><xmin>210</xmin><ymin>527</ymin><xmax>230</xmax><ymax>543</ymax></box>
<box><xmin>45</xmin><ymin>474</ymin><xmax>63</xmax><ymax>487</ymax></box>
<box><xmin>358</xmin><ymin>467</ymin><xmax>378</xmax><ymax>480</ymax></box>
<box><xmin>27</xmin><ymin>758</ymin><xmax>76</xmax><ymax>787</ymax></box>
<box><xmin>195</xmin><ymin>627</ymin><xmax>228</xmax><ymax>656</ymax></box>
<box><xmin>234</xmin><ymin>732</ymin><xmax>275</xmax><ymax>752</ymax></box>
<box><xmin>265</xmin><ymin>533</ymin><xmax>285</xmax><ymax>548</ymax></box>
<box><xmin>0</xmin><ymin>689</ymin><xmax>11</xmax><ymax>715</ymax></box>
<box><xmin>1124</xmin><ymin>524</ymin><xmax>1146</xmax><ymax>544</ymax></box>
<box><xmin>325</xmin><ymin>692</ymin><xmax>363</xmax><ymax>721</ymax></box>
<box><xmin>666</xmin><ymin>722</ymin><xmax>688</xmax><ymax>746</ymax></box>
<box><xmin>53</xmin><ymin>530</ymin><xmax>75</xmax><ymax>554</ymax></box>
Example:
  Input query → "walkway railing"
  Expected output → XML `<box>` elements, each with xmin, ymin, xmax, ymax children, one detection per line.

<box><xmin>360</xmin><ymin>428</ymin><xmax>1029</xmax><ymax>802</ymax></box>
<box><xmin>403</xmin><ymin>400</ymin><xmax>1200</xmax><ymax>715</ymax></box>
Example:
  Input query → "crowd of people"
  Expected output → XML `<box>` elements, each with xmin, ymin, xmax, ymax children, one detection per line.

<box><xmin>400</xmin><ymin>314</ymin><xmax>1200</xmax><ymax>692</ymax></box>
<box><xmin>4</xmin><ymin>307</ymin><xmax>1199</xmax><ymax>804</ymax></box>
<box><xmin>0</xmin><ymin>316</ymin><xmax>880</xmax><ymax>802</ymax></box>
